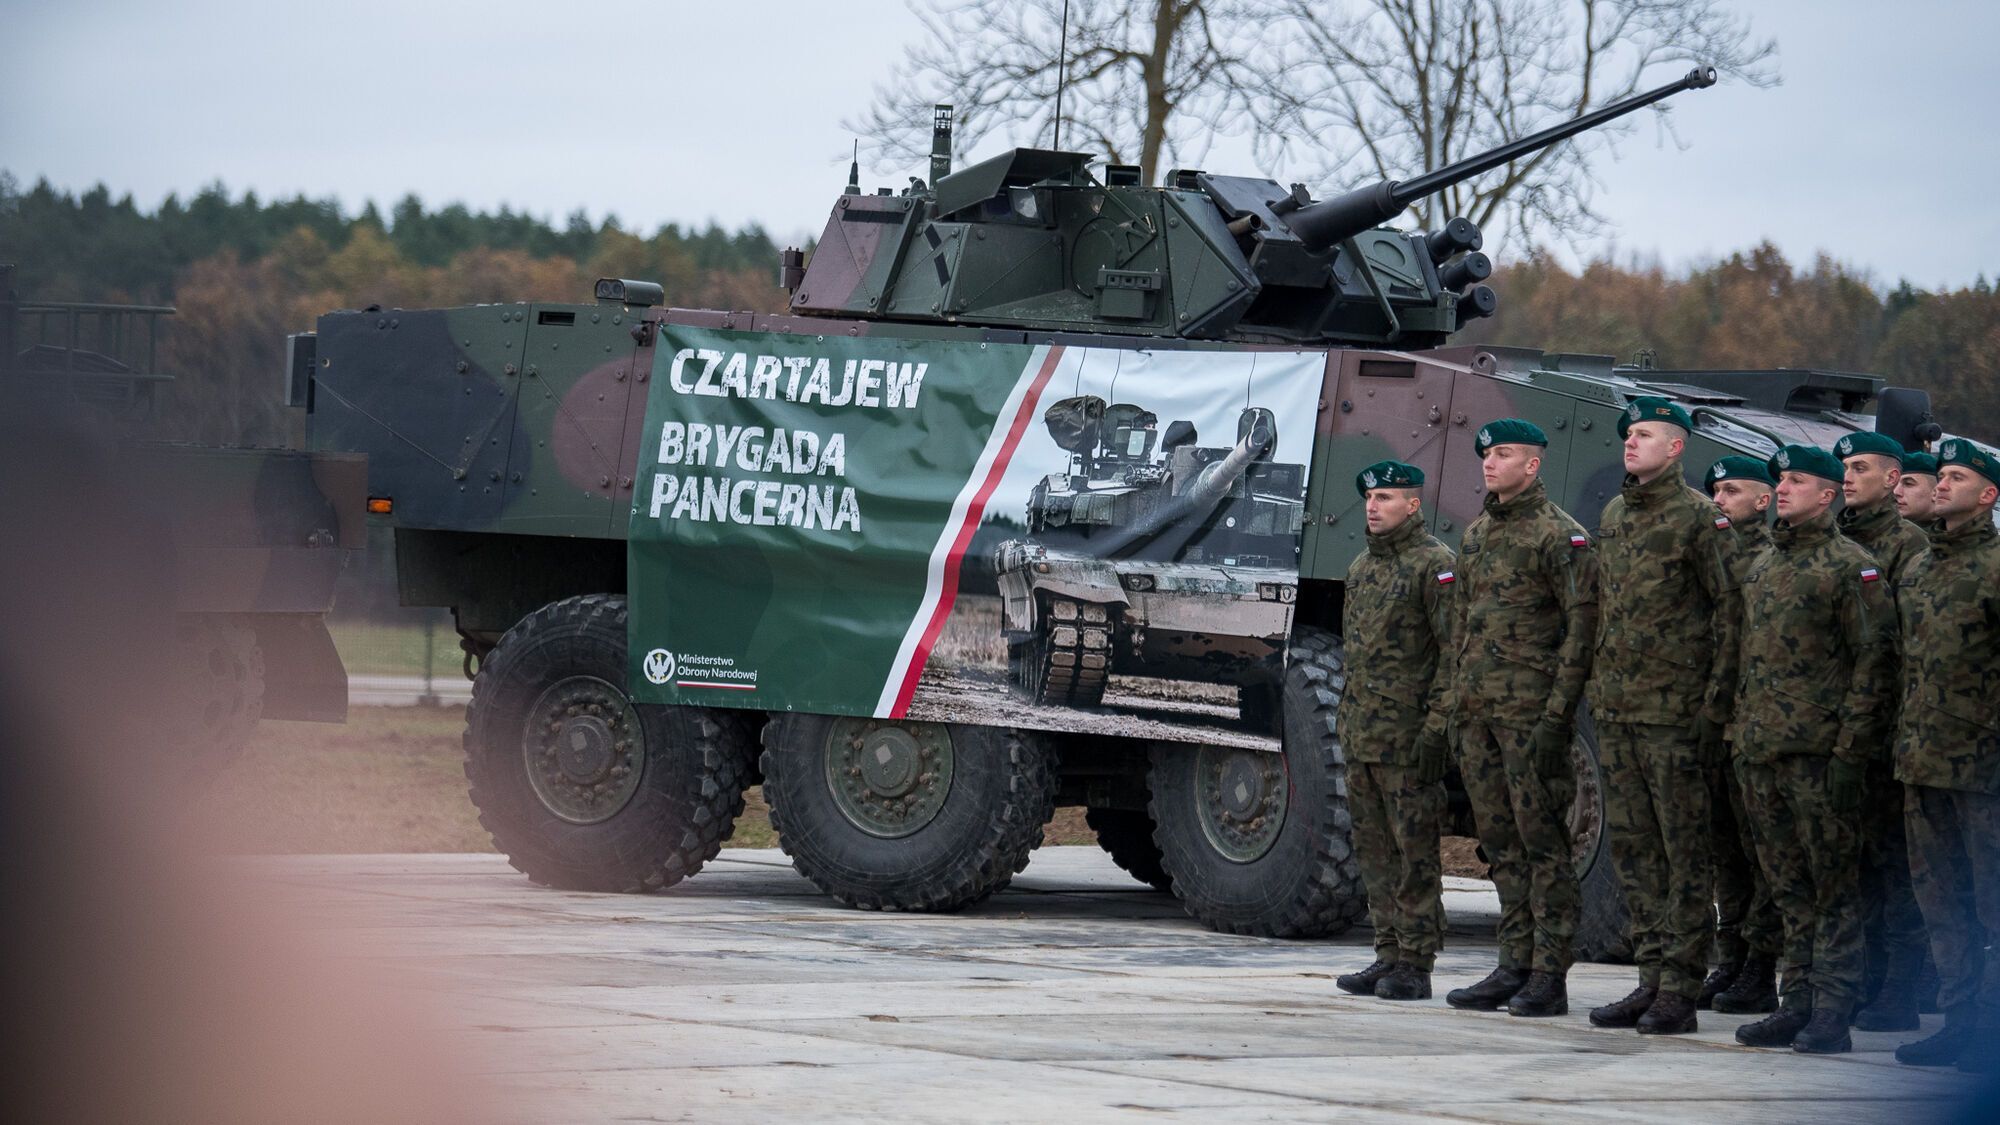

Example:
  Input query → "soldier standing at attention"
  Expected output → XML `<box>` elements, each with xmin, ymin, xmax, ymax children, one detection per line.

<box><xmin>1332</xmin><ymin>461</ymin><xmax>1455</xmax><ymax>1002</ymax></box>
<box><xmin>1834</xmin><ymin>431</ymin><xmax>1934</xmax><ymax>1033</ymax></box>
<box><xmin>1732</xmin><ymin>444</ymin><xmax>1896</xmax><ymax>1054</ymax></box>
<box><xmin>1443</xmin><ymin>419</ymin><xmax>1598</xmax><ymax>1018</ymax></box>
<box><xmin>1891</xmin><ymin>439</ymin><xmax>2000</xmax><ymax>1071</ymax></box>
<box><xmin>1699</xmin><ymin>456</ymin><xmax>1783</xmax><ymax>1015</ymax></box>
<box><xmin>1896</xmin><ymin>451</ymin><xmax>1940</xmax><ymax>525</ymax></box>
<box><xmin>1584</xmin><ymin>398</ymin><xmax>1742</xmax><ymax>1036</ymax></box>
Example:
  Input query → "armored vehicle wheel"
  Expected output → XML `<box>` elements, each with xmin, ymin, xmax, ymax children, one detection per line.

<box><xmin>1011</xmin><ymin>596</ymin><xmax>1111</xmax><ymax>707</ymax></box>
<box><xmin>1147</xmin><ymin>626</ymin><xmax>1366</xmax><ymax>937</ymax></box>
<box><xmin>1085</xmin><ymin>808</ymin><xmax>1173</xmax><ymax>892</ymax></box>
<box><xmin>463</xmin><ymin>594</ymin><xmax>755</xmax><ymax>893</ymax></box>
<box><xmin>759</xmin><ymin>716</ymin><xmax>1057</xmax><ymax>911</ymax></box>
<box><xmin>1569</xmin><ymin>710</ymin><xmax>1633</xmax><ymax>963</ymax></box>
<box><xmin>161</xmin><ymin>613</ymin><xmax>265</xmax><ymax>781</ymax></box>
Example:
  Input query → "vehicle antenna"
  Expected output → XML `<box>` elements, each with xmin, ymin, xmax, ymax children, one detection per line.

<box><xmin>1052</xmin><ymin>0</ymin><xmax>1071</xmax><ymax>151</ymax></box>
<box><xmin>844</xmin><ymin>140</ymin><xmax>861</xmax><ymax>195</ymax></box>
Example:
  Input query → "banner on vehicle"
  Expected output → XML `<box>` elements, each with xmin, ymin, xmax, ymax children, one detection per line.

<box><xmin>627</xmin><ymin>326</ymin><xmax>1323</xmax><ymax>748</ymax></box>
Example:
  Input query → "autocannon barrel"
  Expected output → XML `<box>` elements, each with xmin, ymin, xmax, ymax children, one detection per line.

<box><xmin>1286</xmin><ymin>65</ymin><xmax>1718</xmax><ymax>253</ymax></box>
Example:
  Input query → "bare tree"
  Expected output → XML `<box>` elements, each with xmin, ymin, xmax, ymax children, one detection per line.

<box><xmin>847</xmin><ymin>0</ymin><xmax>1268</xmax><ymax>185</ymax></box>
<box><xmin>1260</xmin><ymin>0</ymin><xmax>1778</xmax><ymax>244</ymax></box>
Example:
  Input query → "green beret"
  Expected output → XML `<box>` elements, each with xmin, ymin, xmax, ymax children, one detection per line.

<box><xmin>1617</xmin><ymin>395</ymin><xmax>1694</xmax><ymax>439</ymax></box>
<box><xmin>1769</xmin><ymin>443</ymin><xmax>1844</xmax><ymax>485</ymax></box>
<box><xmin>1474</xmin><ymin>418</ymin><xmax>1548</xmax><ymax>456</ymax></box>
<box><xmin>1355</xmin><ymin>459</ymin><xmax>1425</xmax><ymax>495</ymax></box>
<box><xmin>1833</xmin><ymin>431</ymin><xmax>1905</xmax><ymax>462</ymax></box>
<box><xmin>1901</xmin><ymin>451</ymin><xmax>1939</xmax><ymax>476</ymax></box>
<box><xmin>1939</xmin><ymin>438</ymin><xmax>2000</xmax><ymax>488</ymax></box>
<box><xmin>1704</xmin><ymin>454</ymin><xmax>1776</xmax><ymax>493</ymax></box>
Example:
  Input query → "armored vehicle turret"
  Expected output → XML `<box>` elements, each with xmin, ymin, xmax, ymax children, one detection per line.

<box><xmin>790</xmin><ymin>67</ymin><xmax>1716</xmax><ymax>346</ymax></box>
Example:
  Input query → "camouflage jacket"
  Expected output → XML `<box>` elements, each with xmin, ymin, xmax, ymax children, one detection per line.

<box><xmin>1448</xmin><ymin>479</ymin><xmax>1599</xmax><ymax>730</ymax></box>
<box><xmin>1731</xmin><ymin>511</ymin><xmax>1897</xmax><ymax>765</ymax></box>
<box><xmin>1586</xmin><ymin>468</ymin><xmax>1742</xmax><ymax>726</ymax></box>
<box><xmin>1893</xmin><ymin>517</ymin><xmax>2000</xmax><ymax>794</ymax></box>
<box><xmin>1732</xmin><ymin>517</ymin><xmax>1771</xmax><ymax>572</ymax></box>
<box><xmin>1337</xmin><ymin>513</ymin><xmax>1455</xmax><ymax>763</ymax></box>
<box><xmin>1838</xmin><ymin>499</ymin><xmax>1930</xmax><ymax>585</ymax></box>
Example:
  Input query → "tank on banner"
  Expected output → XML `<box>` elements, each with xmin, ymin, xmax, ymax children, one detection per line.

<box><xmin>296</xmin><ymin>61</ymin><xmax>1958</xmax><ymax>952</ymax></box>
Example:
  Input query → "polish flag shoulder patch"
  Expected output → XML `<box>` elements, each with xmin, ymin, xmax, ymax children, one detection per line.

<box><xmin>1569</xmin><ymin>533</ymin><xmax>1590</xmax><ymax>548</ymax></box>
<box><xmin>1861</xmin><ymin>566</ymin><xmax>1881</xmax><ymax>583</ymax></box>
<box><xmin>1437</xmin><ymin>571</ymin><xmax>1456</xmax><ymax>585</ymax></box>
<box><xmin>1714</xmin><ymin>515</ymin><xmax>1732</xmax><ymax>530</ymax></box>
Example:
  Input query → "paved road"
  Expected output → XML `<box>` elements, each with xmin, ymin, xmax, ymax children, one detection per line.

<box><xmin>259</xmin><ymin>849</ymin><xmax>1982</xmax><ymax>1123</ymax></box>
<box><xmin>348</xmin><ymin>673</ymin><xmax>473</xmax><ymax>706</ymax></box>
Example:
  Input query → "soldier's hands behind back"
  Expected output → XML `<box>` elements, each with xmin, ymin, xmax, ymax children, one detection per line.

<box><xmin>1826</xmin><ymin>756</ymin><xmax>1866</xmax><ymax>815</ymax></box>
<box><xmin>1414</xmin><ymin>726</ymin><xmax>1448</xmax><ymax>786</ymax></box>
<box><xmin>1694</xmin><ymin>715</ymin><xmax>1726</xmax><ymax>770</ymax></box>
<box><xmin>1529</xmin><ymin>717</ymin><xmax>1572</xmax><ymax>776</ymax></box>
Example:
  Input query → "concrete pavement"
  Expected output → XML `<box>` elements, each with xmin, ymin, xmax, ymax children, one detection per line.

<box><xmin>259</xmin><ymin>848</ymin><xmax>1983</xmax><ymax>1123</ymax></box>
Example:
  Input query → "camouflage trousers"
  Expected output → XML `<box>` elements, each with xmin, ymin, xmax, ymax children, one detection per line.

<box><xmin>1736</xmin><ymin>754</ymin><xmax>1865</xmax><ymax>1016</ymax></box>
<box><xmin>1348</xmin><ymin>760</ymin><xmax>1446</xmax><ymax>970</ymax></box>
<box><xmin>1457</xmin><ymin>720</ymin><xmax>1577</xmax><ymax>974</ymax></box>
<box><xmin>1905</xmin><ymin>784</ymin><xmax>2000</xmax><ymax>1016</ymax></box>
<box><xmin>1860</xmin><ymin>765</ymin><xmax>1932</xmax><ymax>996</ymax></box>
<box><xmin>1709</xmin><ymin>759</ymin><xmax>1779</xmax><ymax>964</ymax></box>
<box><xmin>1600</xmin><ymin>722</ymin><xmax>1713</xmax><ymax>997</ymax></box>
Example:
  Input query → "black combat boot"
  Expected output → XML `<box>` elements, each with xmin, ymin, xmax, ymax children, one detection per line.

<box><xmin>1735</xmin><ymin>1006</ymin><xmax>1811</xmax><ymax>1048</ymax></box>
<box><xmin>1896</xmin><ymin>1006</ymin><xmax>1975</xmax><ymax>1066</ymax></box>
<box><xmin>1637</xmin><ymin>989</ymin><xmax>1698</xmax><ymax>1035</ymax></box>
<box><xmin>1589</xmin><ymin>984</ymin><xmax>1658</xmax><ymax>1028</ymax></box>
<box><xmin>1958</xmin><ymin>1021</ymin><xmax>2000</xmax><ymax>1074</ymax></box>
<box><xmin>1337</xmin><ymin>957</ymin><xmax>1396</xmax><ymax>996</ymax></box>
<box><xmin>1792</xmin><ymin>1008</ymin><xmax>1852</xmax><ymax>1054</ymax></box>
<box><xmin>1446</xmin><ymin>965</ymin><xmax>1529</xmax><ymax>1011</ymax></box>
<box><xmin>1852</xmin><ymin>981</ymin><xmax>1921</xmax><ymax>1032</ymax></box>
<box><xmin>1505</xmin><ymin>971</ymin><xmax>1568</xmax><ymax>1017</ymax></box>
<box><xmin>1697</xmin><ymin>962</ymin><xmax>1740</xmax><ymax>1010</ymax></box>
<box><xmin>1374</xmin><ymin>963</ymin><xmax>1432</xmax><ymax>1001</ymax></box>
<box><xmin>1711</xmin><ymin>955</ymin><xmax>1779</xmax><ymax>1014</ymax></box>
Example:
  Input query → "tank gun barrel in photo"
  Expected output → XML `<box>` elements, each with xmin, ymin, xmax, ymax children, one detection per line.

<box><xmin>1181</xmin><ymin>408</ymin><xmax>1276</xmax><ymax>512</ymax></box>
<box><xmin>787</xmin><ymin>66</ymin><xmax>1717</xmax><ymax>348</ymax></box>
<box><xmin>1284</xmin><ymin>66</ymin><xmax>1719</xmax><ymax>253</ymax></box>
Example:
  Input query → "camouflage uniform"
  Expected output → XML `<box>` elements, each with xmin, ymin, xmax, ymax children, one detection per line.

<box><xmin>1337</xmin><ymin>513</ymin><xmax>1455</xmax><ymax>971</ymax></box>
<box><xmin>1733</xmin><ymin>509</ymin><xmax>1897</xmax><ymax>1017</ymax></box>
<box><xmin>1450</xmin><ymin>478</ymin><xmax>1599</xmax><ymax>975</ymax></box>
<box><xmin>1588</xmin><ymin>468</ymin><xmax>1743</xmax><ymax>999</ymax></box>
<box><xmin>1712</xmin><ymin>516</ymin><xmax>1780</xmax><ymax>968</ymax></box>
<box><xmin>1895</xmin><ymin>515</ymin><xmax>2000</xmax><ymax>1023</ymax></box>
<box><xmin>1838</xmin><ymin>498</ymin><xmax>1934</xmax><ymax>1001</ymax></box>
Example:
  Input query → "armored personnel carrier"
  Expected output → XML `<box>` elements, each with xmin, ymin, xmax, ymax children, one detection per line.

<box><xmin>1</xmin><ymin>265</ymin><xmax>364</xmax><ymax>778</ymax></box>
<box><xmin>298</xmin><ymin>64</ymin><xmax>1955</xmax><ymax>957</ymax></box>
<box><xmin>995</xmin><ymin>395</ymin><xmax>1303</xmax><ymax>721</ymax></box>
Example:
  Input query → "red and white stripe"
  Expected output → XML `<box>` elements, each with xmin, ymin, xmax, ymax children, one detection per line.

<box><xmin>874</xmin><ymin>344</ymin><xmax>1067</xmax><ymax>717</ymax></box>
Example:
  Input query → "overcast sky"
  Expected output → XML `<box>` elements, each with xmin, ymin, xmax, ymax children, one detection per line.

<box><xmin>3</xmin><ymin>0</ymin><xmax>1993</xmax><ymax>289</ymax></box>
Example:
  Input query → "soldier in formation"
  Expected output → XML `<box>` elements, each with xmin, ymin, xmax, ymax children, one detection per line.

<box><xmin>1834</xmin><ymin>432</ymin><xmax>1935</xmax><ymax>1032</ymax></box>
<box><xmin>1699</xmin><ymin>456</ymin><xmax>1782</xmax><ymax>1013</ymax></box>
<box><xmin>1896</xmin><ymin>451</ymin><xmax>1939</xmax><ymax>525</ymax></box>
<box><xmin>1441</xmin><ymin>420</ymin><xmax>1597</xmax><ymax>1019</ymax></box>
<box><xmin>1584</xmin><ymin>398</ymin><xmax>1741</xmax><ymax>1036</ymax></box>
<box><xmin>1728</xmin><ymin>444</ymin><xmax>1898</xmax><ymax>1053</ymax></box>
<box><xmin>1333</xmin><ymin>460</ymin><xmax>1455</xmax><ymax>1002</ymax></box>
<box><xmin>1890</xmin><ymin>438</ymin><xmax>2000</xmax><ymax>1071</ymax></box>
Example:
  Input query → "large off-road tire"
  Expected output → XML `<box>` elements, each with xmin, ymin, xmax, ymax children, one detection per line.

<box><xmin>1569</xmin><ymin>709</ymin><xmax>1633</xmax><ymax>963</ymax></box>
<box><xmin>1147</xmin><ymin>626</ymin><xmax>1367</xmax><ymax>937</ymax></box>
<box><xmin>463</xmin><ymin>594</ymin><xmax>754</xmax><ymax>893</ymax></box>
<box><xmin>161</xmin><ymin>613</ymin><xmax>265</xmax><ymax>781</ymax></box>
<box><xmin>760</xmin><ymin>715</ymin><xmax>1057</xmax><ymax>911</ymax></box>
<box><xmin>1086</xmin><ymin>807</ymin><xmax>1173</xmax><ymax>892</ymax></box>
